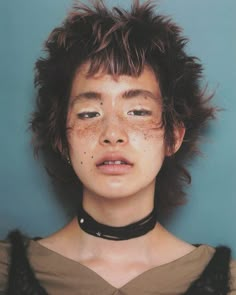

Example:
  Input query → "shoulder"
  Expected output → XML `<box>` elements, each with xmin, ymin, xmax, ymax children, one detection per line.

<box><xmin>209</xmin><ymin>246</ymin><xmax>236</xmax><ymax>294</ymax></box>
<box><xmin>212</xmin><ymin>246</ymin><xmax>236</xmax><ymax>294</ymax></box>
<box><xmin>0</xmin><ymin>239</ymin><xmax>10</xmax><ymax>292</ymax></box>
<box><xmin>230</xmin><ymin>259</ymin><xmax>236</xmax><ymax>294</ymax></box>
<box><xmin>0</xmin><ymin>230</ymin><xmax>32</xmax><ymax>293</ymax></box>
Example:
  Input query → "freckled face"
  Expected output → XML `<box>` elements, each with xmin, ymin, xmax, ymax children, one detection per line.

<box><xmin>67</xmin><ymin>65</ymin><xmax>166</xmax><ymax>200</ymax></box>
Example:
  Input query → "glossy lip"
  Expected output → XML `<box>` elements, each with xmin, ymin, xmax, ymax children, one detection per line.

<box><xmin>96</xmin><ymin>153</ymin><xmax>133</xmax><ymax>175</ymax></box>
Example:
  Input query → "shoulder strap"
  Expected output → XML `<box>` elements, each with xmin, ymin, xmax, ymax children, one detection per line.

<box><xmin>183</xmin><ymin>246</ymin><xmax>231</xmax><ymax>295</ymax></box>
<box><xmin>6</xmin><ymin>230</ymin><xmax>48</xmax><ymax>295</ymax></box>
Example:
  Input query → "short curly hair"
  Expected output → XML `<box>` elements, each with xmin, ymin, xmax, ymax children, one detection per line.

<box><xmin>31</xmin><ymin>0</ymin><xmax>215</xmax><ymax>217</ymax></box>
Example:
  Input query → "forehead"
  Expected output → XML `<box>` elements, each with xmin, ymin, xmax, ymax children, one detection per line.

<box><xmin>70</xmin><ymin>63</ymin><xmax>161</xmax><ymax>101</ymax></box>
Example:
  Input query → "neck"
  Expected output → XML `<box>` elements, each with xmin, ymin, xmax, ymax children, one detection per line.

<box><xmin>78</xmin><ymin>199</ymin><xmax>156</xmax><ymax>241</ymax></box>
<box><xmin>70</xmin><ymin>217</ymin><xmax>160</xmax><ymax>262</ymax></box>
<box><xmin>71</xmin><ymin>186</ymin><xmax>158</xmax><ymax>259</ymax></box>
<box><xmin>82</xmin><ymin>187</ymin><xmax>155</xmax><ymax>227</ymax></box>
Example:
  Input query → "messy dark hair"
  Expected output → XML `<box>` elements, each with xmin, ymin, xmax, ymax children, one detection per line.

<box><xmin>31</xmin><ymin>0</ymin><xmax>215</xmax><ymax>218</ymax></box>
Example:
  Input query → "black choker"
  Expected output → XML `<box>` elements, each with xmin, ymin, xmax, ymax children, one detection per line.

<box><xmin>77</xmin><ymin>203</ymin><xmax>157</xmax><ymax>241</ymax></box>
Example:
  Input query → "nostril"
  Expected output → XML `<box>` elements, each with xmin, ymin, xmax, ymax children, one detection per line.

<box><xmin>117</xmin><ymin>139</ymin><xmax>124</xmax><ymax>143</ymax></box>
<box><xmin>103</xmin><ymin>138</ymin><xmax>124</xmax><ymax>144</ymax></box>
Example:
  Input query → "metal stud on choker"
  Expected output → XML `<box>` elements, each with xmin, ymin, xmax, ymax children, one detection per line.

<box><xmin>77</xmin><ymin>202</ymin><xmax>157</xmax><ymax>241</ymax></box>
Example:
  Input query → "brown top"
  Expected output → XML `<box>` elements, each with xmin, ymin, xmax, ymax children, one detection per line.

<box><xmin>0</xmin><ymin>240</ymin><xmax>236</xmax><ymax>295</ymax></box>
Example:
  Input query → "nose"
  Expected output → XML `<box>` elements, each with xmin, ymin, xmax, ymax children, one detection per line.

<box><xmin>99</xmin><ymin>117</ymin><xmax>128</xmax><ymax>146</ymax></box>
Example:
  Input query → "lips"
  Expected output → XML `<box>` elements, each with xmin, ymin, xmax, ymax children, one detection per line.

<box><xmin>96</xmin><ymin>155</ymin><xmax>133</xmax><ymax>167</ymax></box>
<box><xmin>96</xmin><ymin>154</ymin><xmax>133</xmax><ymax>175</ymax></box>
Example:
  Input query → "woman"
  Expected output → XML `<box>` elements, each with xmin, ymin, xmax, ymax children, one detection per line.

<box><xmin>0</xmin><ymin>1</ymin><xmax>235</xmax><ymax>294</ymax></box>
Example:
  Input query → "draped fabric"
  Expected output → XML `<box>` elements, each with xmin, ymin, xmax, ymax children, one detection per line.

<box><xmin>0</xmin><ymin>230</ymin><xmax>235</xmax><ymax>295</ymax></box>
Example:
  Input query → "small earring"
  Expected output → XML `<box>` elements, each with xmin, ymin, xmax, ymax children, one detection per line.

<box><xmin>66</xmin><ymin>151</ymin><xmax>71</xmax><ymax>166</ymax></box>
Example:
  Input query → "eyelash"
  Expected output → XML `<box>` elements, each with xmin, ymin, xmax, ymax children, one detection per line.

<box><xmin>77</xmin><ymin>109</ymin><xmax>152</xmax><ymax>119</ymax></box>
<box><xmin>127</xmin><ymin>109</ymin><xmax>152</xmax><ymax>116</ymax></box>
<box><xmin>77</xmin><ymin>112</ymin><xmax>100</xmax><ymax>119</ymax></box>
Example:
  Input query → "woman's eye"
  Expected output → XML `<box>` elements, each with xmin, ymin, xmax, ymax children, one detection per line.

<box><xmin>128</xmin><ymin>110</ymin><xmax>152</xmax><ymax>116</ymax></box>
<box><xmin>77</xmin><ymin>112</ymin><xmax>100</xmax><ymax>119</ymax></box>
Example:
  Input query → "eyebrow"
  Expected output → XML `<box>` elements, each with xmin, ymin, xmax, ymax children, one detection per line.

<box><xmin>70</xmin><ymin>88</ymin><xmax>158</xmax><ymax>106</ymax></box>
<box><xmin>70</xmin><ymin>92</ymin><xmax>101</xmax><ymax>106</ymax></box>
<box><xmin>122</xmin><ymin>89</ymin><xmax>157</xmax><ymax>100</ymax></box>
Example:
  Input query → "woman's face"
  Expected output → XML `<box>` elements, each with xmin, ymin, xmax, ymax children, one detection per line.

<box><xmin>67</xmin><ymin>64</ymin><xmax>167</xmax><ymax>200</ymax></box>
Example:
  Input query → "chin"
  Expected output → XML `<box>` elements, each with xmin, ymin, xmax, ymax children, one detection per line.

<box><xmin>81</xmin><ymin>173</ymin><xmax>156</xmax><ymax>201</ymax></box>
<box><xmin>85</xmin><ymin>182</ymin><xmax>151</xmax><ymax>202</ymax></box>
<box><xmin>93</xmin><ymin>188</ymin><xmax>136</xmax><ymax>200</ymax></box>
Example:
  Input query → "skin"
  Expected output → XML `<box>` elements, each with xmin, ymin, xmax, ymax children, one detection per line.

<box><xmin>67</xmin><ymin>64</ymin><xmax>167</xmax><ymax>223</ymax></box>
<box><xmin>38</xmin><ymin>64</ymin><xmax>194</xmax><ymax>288</ymax></box>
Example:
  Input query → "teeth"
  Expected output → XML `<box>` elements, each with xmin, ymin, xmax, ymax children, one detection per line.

<box><xmin>103</xmin><ymin>160</ymin><xmax>126</xmax><ymax>165</ymax></box>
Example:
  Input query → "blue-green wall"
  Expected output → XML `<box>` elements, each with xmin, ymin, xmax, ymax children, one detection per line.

<box><xmin>0</xmin><ymin>1</ymin><xmax>235</xmax><ymax>255</ymax></box>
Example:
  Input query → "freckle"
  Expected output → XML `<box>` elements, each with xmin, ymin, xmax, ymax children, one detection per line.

<box><xmin>100</xmin><ymin>102</ymin><xmax>103</xmax><ymax>105</ymax></box>
<box><xmin>84</xmin><ymin>152</ymin><xmax>86</xmax><ymax>154</ymax></box>
<box><xmin>81</xmin><ymin>161</ymin><xmax>83</xmax><ymax>165</ymax></box>
<box><xmin>91</xmin><ymin>156</ymin><xmax>94</xmax><ymax>159</ymax></box>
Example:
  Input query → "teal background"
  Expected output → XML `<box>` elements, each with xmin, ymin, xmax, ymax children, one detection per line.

<box><xmin>0</xmin><ymin>1</ymin><xmax>235</xmax><ymax>254</ymax></box>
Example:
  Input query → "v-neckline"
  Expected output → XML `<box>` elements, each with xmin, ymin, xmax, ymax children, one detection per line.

<box><xmin>29</xmin><ymin>240</ymin><xmax>213</xmax><ymax>291</ymax></box>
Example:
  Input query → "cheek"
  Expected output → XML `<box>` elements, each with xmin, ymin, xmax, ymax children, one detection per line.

<box><xmin>67</xmin><ymin>126</ymin><xmax>99</xmax><ymax>168</ymax></box>
<box><xmin>128</xmin><ymin>120</ymin><xmax>164</xmax><ymax>145</ymax></box>
<box><xmin>129</xmin><ymin>124</ymin><xmax>166</xmax><ymax>165</ymax></box>
<box><xmin>67</xmin><ymin>115</ymin><xmax>101</xmax><ymax>144</ymax></box>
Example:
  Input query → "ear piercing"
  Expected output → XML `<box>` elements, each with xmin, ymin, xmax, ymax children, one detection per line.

<box><xmin>66</xmin><ymin>150</ymin><xmax>71</xmax><ymax>165</ymax></box>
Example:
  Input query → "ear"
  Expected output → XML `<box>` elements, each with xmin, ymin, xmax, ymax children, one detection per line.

<box><xmin>165</xmin><ymin>125</ymin><xmax>185</xmax><ymax>156</ymax></box>
<box><xmin>55</xmin><ymin>139</ymin><xmax>68</xmax><ymax>159</ymax></box>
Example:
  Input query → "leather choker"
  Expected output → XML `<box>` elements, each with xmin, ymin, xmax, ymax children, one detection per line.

<box><xmin>77</xmin><ymin>202</ymin><xmax>157</xmax><ymax>241</ymax></box>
